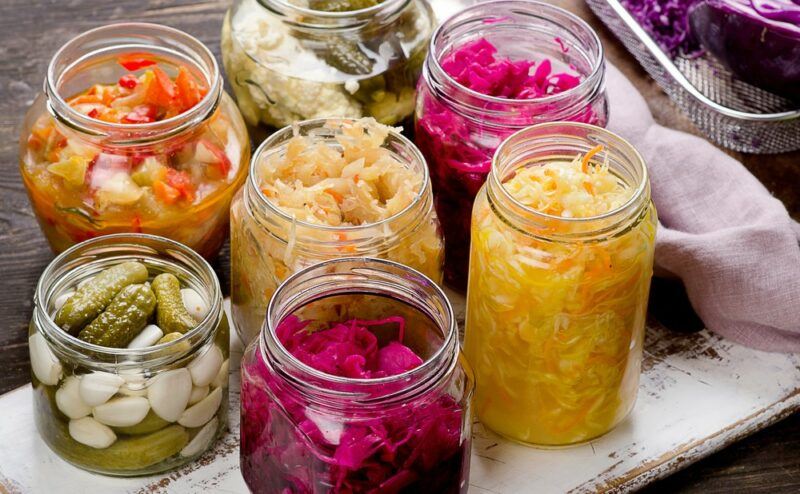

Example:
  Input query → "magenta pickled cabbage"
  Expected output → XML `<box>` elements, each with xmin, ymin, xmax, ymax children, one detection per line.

<box><xmin>240</xmin><ymin>316</ymin><xmax>468</xmax><ymax>494</ymax></box>
<box><xmin>414</xmin><ymin>37</ymin><xmax>594</xmax><ymax>290</ymax></box>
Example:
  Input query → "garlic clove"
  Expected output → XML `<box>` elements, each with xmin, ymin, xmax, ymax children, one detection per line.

<box><xmin>180</xmin><ymin>417</ymin><xmax>219</xmax><ymax>458</ymax></box>
<box><xmin>181</xmin><ymin>288</ymin><xmax>209</xmax><ymax>321</ymax></box>
<box><xmin>55</xmin><ymin>376</ymin><xmax>91</xmax><ymax>419</ymax></box>
<box><xmin>148</xmin><ymin>368</ymin><xmax>192</xmax><ymax>422</ymax></box>
<box><xmin>79</xmin><ymin>372</ymin><xmax>124</xmax><ymax>407</ymax></box>
<box><xmin>69</xmin><ymin>417</ymin><xmax>116</xmax><ymax>449</ymax></box>
<box><xmin>92</xmin><ymin>396</ymin><xmax>150</xmax><ymax>427</ymax></box>
<box><xmin>211</xmin><ymin>359</ymin><xmax>229</xmax><ymax>389</ymax></box>
<box><xmin>126</xmin><ymin>324</ymin><xmax>164</xmax><ymax>349</ymax></box>
<box><xmin>29</xmin><ymin>333</ymin><xmax>63</xmax><ymax>386</ymax></box>
<box><xmin>178</xmin><ymin>386</ymin><xmax>222</xmax><ymax>428</ymax></box>
<box><xmin>187</xmin><ymin>345</ymin><xmax>223</xmax><ymax>387</ymax></box>
<box><xmin>189</xmin><ymin>385</ymin><xmax>209</xmax><ymax>406</ymax></box>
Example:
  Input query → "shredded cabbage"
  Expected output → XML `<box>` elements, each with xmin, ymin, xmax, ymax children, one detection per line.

<box><xmin>464</xmin><ymin>149</ymin><xmax>657</xmax><ymax>445</ymax></box>
<box><xmin>414</xmin><ymin>37</ymin><xmax>602</xmax><ymax>290</ymax></box>
<box><xmin>619</xmin><ymin>0</ymin><xmax>704</xmax><ymax>57</ymax></box>
<box><xmin>240</xmin><ymin>315</ymin><xmax>468</xmax><ymax>493</ymax></box>
<box><xmin>230</xmin><ymin>118</ymin><xmax>443</xmax><ymax>343</ymax></box>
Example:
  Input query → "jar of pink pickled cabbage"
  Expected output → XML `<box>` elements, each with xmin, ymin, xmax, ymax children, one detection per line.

<box><xmin>240</xmin><ymin>257</ymin><xmax>473</xmax><ymax>494</ymax></box>
<box><xmin>414</xmin><ymin>0</ymin><xmax>608</xmax><ymax>290</ymax></box>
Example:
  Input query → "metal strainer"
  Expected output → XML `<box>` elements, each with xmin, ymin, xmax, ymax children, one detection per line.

<box><xmin>586</xmin><ymin>0</ymin><xmax>800</xmax><ymax>154</ymax></box>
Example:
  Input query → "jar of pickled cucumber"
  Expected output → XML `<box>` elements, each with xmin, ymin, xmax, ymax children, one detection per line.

<box><xmin>464</xmin><ymin>123</ymin><xmax>656</xmax><ymax>446</ymax></box>
<box><xmin>230</xmin><ymin>117</ymin><xmax>443</xmax><ymax>344</ymax></box>
<box><xmin>20</xmin><ymin>23</ymin><xmax>250</xmax><ymax>258</ymax></box>
<box><xmin>220</xmin><ymin>0</ymin><xmax>434</xmax><ymax>129</ymax></box>
<box><xmin>29</xmin><ymin>234</ymin><xmax>229</xmax><ymax>475</ymax></box>
<box><xmin>240</xmin><ymin>257</ymin><xmax>474</xmax><ymax>493</ymax></box>
<box><xmin>415</xmin><ymin>0</ymin><xmax>609</xmax><ymax>291</ymax></box>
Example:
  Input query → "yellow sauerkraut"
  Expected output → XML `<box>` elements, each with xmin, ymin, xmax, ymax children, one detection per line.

<box><xmin>231</xmin><ymin>118</ymin><xmax>443</xmax><ymax>343</ymax></box>
<box><xmin>464</xmin><ymin>147</ymin><xmax>657</xmax><ymax>446</ymax></box>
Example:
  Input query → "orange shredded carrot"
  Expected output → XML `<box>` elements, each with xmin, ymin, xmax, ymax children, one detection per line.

<box><xmin>581</xmin><ymin>144</ymin><xmax>604</xmax><ymax>174</ymax></box>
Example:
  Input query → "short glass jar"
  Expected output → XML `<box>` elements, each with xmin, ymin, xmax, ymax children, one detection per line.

<box><xmin>464</xmin><ymin>123</ymin><xmax>656</xmax><ymax>447</ymax></box>
<box><xmin>240</xmin><ymin>257</ymin><xmax>474</xmax><ymax>493</ymax></box>
<box><xmin>414</xmin><ymin>0</ymin><xmax>608</xmax><ymax>290</ymax></box>
<box><xmin>20</xmin><ymin>23</ymin><xmax>250</xmax><ymax>259</ymax></box>
<box><xmin>29</xmin><ymin>234</ymin><xmax>230</xmax><ymax>475</ymax></box>
<box><xmin>220</xmin><ymin>0</ymin><xmax>435</xmax><ymax>129</ymax></box>
<box><xmin>230</xmin><ymin>118</ymin><xmax>443</xmax><ymax>344</ymax></box>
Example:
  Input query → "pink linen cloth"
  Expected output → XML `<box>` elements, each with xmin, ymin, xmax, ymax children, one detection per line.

<box><xmin>605</xmin><ymin>63</ymin><xmax>800</xmax><ymax>352</ymax></box>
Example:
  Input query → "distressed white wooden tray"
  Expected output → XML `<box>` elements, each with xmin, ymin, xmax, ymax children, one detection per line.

<box><xmin>1</xmin><ymin>295</ymin><xmax>799</xmax><ymax>493</ymax></box>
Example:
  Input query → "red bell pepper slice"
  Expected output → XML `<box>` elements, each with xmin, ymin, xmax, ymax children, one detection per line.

<box><xmin>118</xmin><ymin>74</ymin><xmax>139</xmax><ymax>89</ymax></box>
<box><xmin>165</xmin><ymin>168</ymin><xmax>196</xmax><ymax>203</ymax></box>
<box><xmin>117</xmin><ymin>53</ymin><xmax>157</xmax><ymax>71</ymax></box>
<box><xmin>175</xmin><ymin>66</ymin><xmax>205</xmax><ymax>112</ymax></box>
<box><xmin>146</xmin><ymin>67</ymin><xmax>178</xmax><ymax>110</ymax></box>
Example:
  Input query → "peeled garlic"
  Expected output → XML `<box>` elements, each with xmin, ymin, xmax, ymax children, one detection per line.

<box><xmin>69</xmin><ymin>417</ymin><xmax>116</xmax><ymax>449</ymax></box>
<box><xmin>178</xmin><ymin>386</ymin><xmax>222</xmax><ymax>428</ymax></box>
<box><xmin>148</xmin><ymin>368</ymin><xmax>192</xmax><ymax>422</ymax></box>
<box><xmin>55</xmin><ymin>376</ymin><xmax>91</xmax><ymax>419</ymax></box>
<box><xmin>187</xmin><ymin>345</ymin><xmax>223</xmax><ymax>387</ymax></box>
<box><xmin>79</xmin><ymin>372</ymin><xmax>124</xmax><ymax>407</ymax></box>
<box><xmin>29</xmin><ymin>333</ymin><xmax>62</xmax><ymax>386</ymax></box>
<box><xmin>211</xmin><ymin>359</ymin><xmax>229</xmax><ymax>389</ymax></box>
<box><xmin>180</xmin><ymin>417</ymin><xmax>219</xmax><ymax>458</ymax></box>
<box><xmin>93</xmin><ymin>396</ymin><xmax>150</xmax><ymax>427</ymax></box>
<box><xmin>53</xmin><ymin>291</ymin><xmax>75</xmax><ymax>312</ymax></box>
<box><xmin>189</xmin><ymin>385</ymin><xmax>209</xmax><ymax>406</ymax></box>
<box><xmin>181</xmin><ymin>288</ymin><xmax>209</xmax><ymax>321</ymax></box>
<box><xmin>127</xmin><ymin>324</ymin><xmax>164</xmax><ymax>349</ymax></box>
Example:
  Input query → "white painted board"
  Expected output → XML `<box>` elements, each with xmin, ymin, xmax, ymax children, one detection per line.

<box><xmin>1</xmin><ymin>295</ymin><xmax>799</xmax><ymax>493</ymax></box>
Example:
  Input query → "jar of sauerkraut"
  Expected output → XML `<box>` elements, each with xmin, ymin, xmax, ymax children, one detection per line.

<box><xmin>220</xmin><ymin>0</ymin><xmax>434</xmax><ymax>130</ymax></box>
<box><xmin>20</xmin><ymin>23</ymin><xmax>250</xmax><ymax>259</ymax></box>
<box><xmin>415</xmin><ymin>1</ymin><xmax>608</xmax><ymax>291</ymax></box>
<box><xmin>240</xmin><ymin>257</ymin><xmax>473</xmax><ymax>493</ymax></box>
<box><xmin>465</xmin><ymin>123</ymin><xmax>656</xmax><ymax>447</ymax></box>
<box><xmin>230</xmin><ymin>117</ymin><xmax>443</xmax><ymax>343</ymax></box>
<box><xmin>29</xmin><ymin>234</ymin><xmax>229</xmax><ymax>475</ymax></box>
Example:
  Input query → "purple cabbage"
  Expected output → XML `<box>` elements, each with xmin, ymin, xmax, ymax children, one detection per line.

<box><xmin>619</xmin><ymin>0</ymin><xmax>704</xmax><ymax>57</ymax></box>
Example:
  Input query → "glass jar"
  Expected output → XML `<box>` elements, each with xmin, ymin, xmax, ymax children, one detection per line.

<box><xmin>464</xmin><ymin>123</ymin><xmax>657</xmax><ymax>447</ymax></box>
<box><xmin>415</xmin><ymin>0</ymin><xmax>608</xmax><ymax>290</ymax></box>
<box><xmin>230</xmin><ymin>118</ymin><xmax>443</xmax><ymax>344</ymax></box>
<box><xmin>20</xmin><ymin>23</ymin><xmax>250</xmax><ymax>259</ymax></box>
<box><xmin>29</xmin><ymin>234</ymin><xmax>230</xmax><ymax>475</ymax></box>
<box><xmin>220</xmin><ymin>0</ymin><xmax>434</xmax><ymax>129</ymax></box>
<box><xmin>240</xmin><ymin>257</ymin><xmax>473</xmax><ymax>493</ymax></box>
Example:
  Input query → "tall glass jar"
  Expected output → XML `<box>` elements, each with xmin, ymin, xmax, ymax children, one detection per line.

<box><xmin>240</xmin><ymin>257</ymin><xmax>474</xmax><ymax>493</ymax></box>
<box><xmin>220</xmin><ymin>0</ymin><xmax>435</xmax><ymax>129</ymax></box>
<box><xmin>230</xmin><ymin>118</ymin><xmax>443</xmax><ymax>344</ymax></box>
<box><xmin>29</xmin><ymin>234</ymin><xmax>230</xmax><ymax>475</ymax></box>
<box><xmin>415</xmin><ymin>0</ymin><xmax>608</xmax><ymax>290</ymax></box>
<box><xmin>464</xmin><ymin>123</ymin><xmax>657</xmax><ymax>447</ymax></box>
<box><xmin>20</xmin><ymin>23</ymin><xmax>250</xmax><ymax>259</ymax></box>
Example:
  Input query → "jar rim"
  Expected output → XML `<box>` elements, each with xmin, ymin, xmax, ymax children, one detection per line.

<box><xmin>427</xmin><ymin>0</ymin><xmax>605</xmax><ymax>107</ymax></box>
<box><xmin>489</xmin><ymin>122</ymin><xmax>649</xmax><ymax>231</ymax></box>
<box><xmin>34</xmin><ymin>233</ymin><xmax>223</xmax><ymax>364</ymax></box>
<box><xmin>45</xmin><ymin>22</ymin><xmax>222</xmax><ymax>145</ymax></box>
<box><xmin>261</xmin><ymin>257</ymin><xmax>458</xmax><ymax>398</ymax></box>
<box><xmin>247</xmin><ymin>117</ymin><xmax>431</xmax><ymax>235</ymax></box>
<box><xmin>256</xmin><ymin>0</ymin><xmax>410</xmax><ymax>25</ymax></box>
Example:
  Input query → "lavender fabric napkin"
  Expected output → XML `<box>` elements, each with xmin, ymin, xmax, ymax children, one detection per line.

<box><xmin>605</xmin><ymin>63</ymin><xmax>800</xmax><ymax>352</ymax></box>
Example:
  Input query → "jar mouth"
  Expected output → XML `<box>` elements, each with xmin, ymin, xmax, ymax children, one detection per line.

<box><xmin>262</xmin><ymin>257</ymin><xmax>458</xmax><ymax>397</ymax></box>
<box><xmin>490</xmin><ymin>122</ymin><xmax>649</xmax><ymax>231</ymax></box>
<box><xmin>258</xmin><ymin>0</ymin><xmax>409</xmax><ymax>25</ymax></box>
<box><xmin>45</xmin><ymin>23</ymin><xmax>222</xmax><ymax>145</ymax></box>
<box><xmin>248</xmin><ymin>117</ymin><xmax>430</xmax><ymax>236</ymax></box>
<box><xmin>34</xmin><ymin>233</ymin><xmax>223</xmax><ymax>365</ymax></box>
<box><xmin>427</xmin><ymin>0</ymin><xmax>604</xmax><ymax>106</ymax></box>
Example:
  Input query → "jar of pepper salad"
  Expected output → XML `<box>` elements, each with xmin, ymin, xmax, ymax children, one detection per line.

<box><xmin>414</xmin><ymin>0</ymin><xmax>609</xmax><ymax>290</ymax></box>
<box><xmin>465</xmin><ymin>123</ymin><xmax>657</xmax><ymax>446</ymax></box>
<box><xmin>240</xmin><ymin>257</ymin><xmax>474</xmax><ymax>493</ymax></box>
<box><xmin>20</xmin><ymin>23</ymin><xmax>250</xmax><ymax>258</ymax></box>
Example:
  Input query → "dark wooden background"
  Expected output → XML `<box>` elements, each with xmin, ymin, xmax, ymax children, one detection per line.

<box><xmin>0</xmin><ymin>0</ymin><xmax>797</xmax><ymax>492</ymax></box>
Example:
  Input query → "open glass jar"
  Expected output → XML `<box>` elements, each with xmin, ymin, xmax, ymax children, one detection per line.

<box><xmin>230</xmin><ymin>118</ymin><xmax>443</xmax><ymax>344</ymax></box>
<box><xmin>29</xmin><ymin>234</ymin><xmax>230</xmax><ymax>475</ymax></box>
<box><xmin>240</xmin><ymin>257</ymin><xmax>473</xmax><ymax>493</ymax></box>
<box><xmin>19</xmin><ymin>23</ymin><xmax>250</xmax><ymax>258</ymax></box>
<box><xmin>220</xmin><ymin>0</ymin><xmax>435</xmax><ymax>129</ymax></box>
<box><xmin>464</xmin><ymin>123</ymin><xmax>656</xmax><ymax>446</ymax></box>
<box><xmin>414</xmin><ymin>0</ymin><xmax>608</xmax><ymax>290</ymax></box>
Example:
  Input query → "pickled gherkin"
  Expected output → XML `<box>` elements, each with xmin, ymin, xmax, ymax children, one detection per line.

<box><xmin>55</xmin><ymin>261</ymin><xmax>148</xmax><ymax>334</ymax></box>
<box><xmin>78</xmin><ymin>284</ymin><xmax>156</xmax><ymax>347</ymax></box>
<box><xmin>152</xmin><ymin>273</ymin><xmax>198</xmax><ymax>334</ymax></box>
<box><xmin>307</xmin><ymin>0</ymin><xmax>382</xmax><ymax>12</ymax></box>
<box><xmin>322</xmin><ymin>39</ymin><xmax>374</xmax><ymax>75</ymax></box>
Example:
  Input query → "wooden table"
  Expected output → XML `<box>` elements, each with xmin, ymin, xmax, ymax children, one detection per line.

<box><xmin>0</xmin><ymin>0</ymin><xmax>797</xmax><ymax>492</ymax></box>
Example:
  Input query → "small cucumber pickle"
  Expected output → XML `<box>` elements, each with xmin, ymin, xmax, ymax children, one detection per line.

<box><xmin>29</xmin><ymin>234</ymin><xmax>229</xmax><ymax>476</ymax></box>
